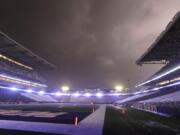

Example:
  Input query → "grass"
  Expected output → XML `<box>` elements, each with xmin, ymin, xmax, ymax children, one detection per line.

<box><xmin>127</xmin><ymin>108</ymin><xmax>180</xmax><ymax>129</ymax></box>
<box><xmin>103</xmin><ymin>107</ymin><xmax>180</xmax><ymax>135</ymax></box>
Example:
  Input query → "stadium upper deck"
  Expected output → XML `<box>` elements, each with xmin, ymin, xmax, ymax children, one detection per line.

<box><xmin>0</xmin><ymin>31</ymin><xmax>56</xmax><ymax>89</ymax></box>
<box><xmin>119</xmin><ymin>12</ymin><xmax>180</xmax><ymax>117</ymax></box>
<box><xmin>137</xmin><ymin>12</ymin><xmax>180</xmax><ymax>65</ymax></box>
<box><xmin>0</xmin><ymin>31</ymin><xmax>56</xmax><ymax>70</ymax></box>
<box><xmin>136</xmin><ymin>12</ymin><xmax>180</xmax><ymax>87</ymax></box>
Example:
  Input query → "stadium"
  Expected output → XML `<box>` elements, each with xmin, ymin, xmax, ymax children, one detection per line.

<box><xmin>0</xmin><ymin>10</ymin><xmax>180</xmax><ymax>135</ymax></box>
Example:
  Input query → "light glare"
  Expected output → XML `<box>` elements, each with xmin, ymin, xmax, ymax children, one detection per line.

<box><xmin>136</xmin><ymin>64</ymin><xmax>180</xmax><ymax>87</ymax></box>
<box><xmin>61</xmin><ymin>86</ymin><xmax>70</xmax><ymax>92</ymax></box>
<box><xmin>96</xmin><ymin>92</ymin><xmax>103</xmax><ymax>98</ymax></box>
<box><xmin>26</xmin><ymin>89</ymin><xmax>33</xmax><ymax>93</ymax></box>
<box><xmin>38</xmin><ymin>91</ymin><xmax>45</xmax><ymax>95</ymax></box>
<box><xmin>73</xmin><ymin>92</ymin><xmax>80</xmax><ymax>97</ymax></box>
<box><xmin>84</xmin><ymin>93</ymin><xmax>91</xmax><ymax>97</ymax></box>
<box><xmin>10</xmin><ymin>87</ymin><xmax>19</xmax><ymax>91</ymax></box>
<box><xmin>55</xmin><ymin>92</ymin><xmax>62</xmax><ymax>96</ymax></box>
<box><xmin>114</xmin><ymin>85</ymin><xmax>124</xmax><ymax>92</ymax></box>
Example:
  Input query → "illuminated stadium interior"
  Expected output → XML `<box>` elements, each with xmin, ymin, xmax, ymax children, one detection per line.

<box><xmin>0</xmin><ymin>31</ymin><xmax>130</xmax><ymax>104</ymax></box>
<box><xmin>0</xmin><ymin>6</ymin><xmax>180</xmax><ymax>135</ymax></box>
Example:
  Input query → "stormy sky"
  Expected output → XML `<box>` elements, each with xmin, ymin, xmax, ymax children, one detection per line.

<box><xmin>0</xmin><ymin>0</ymin><xmax>180</xmax><ymax>89</ymax></box>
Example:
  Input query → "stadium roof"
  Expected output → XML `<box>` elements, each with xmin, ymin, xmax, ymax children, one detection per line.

<box><xmin>137</xmin><ymin>11</ymin><xmax>180</xmax><ymax>65</ymax></box>
<box><xmin>0</xmin><ymin>31</ymin><xmax>56</xmax><ymax>70</ymax></box>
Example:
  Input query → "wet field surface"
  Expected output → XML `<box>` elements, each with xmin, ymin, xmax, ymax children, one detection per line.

<box><xmin>103</xmin><ymin>107</ymin><xmax>180</xmax><ymax>135</ymax></box>
<box><xmin>0</xmin><ymin>104</ymin><xmax>94</xmax><ymax>124</ymax></box>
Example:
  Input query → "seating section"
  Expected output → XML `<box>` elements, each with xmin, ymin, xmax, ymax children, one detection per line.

<box><xmin>0</xmin><ymin>89</ymin><xmax>34</xmax><ymax>103</ymax></box>
<box><xmin>21</xmin><ymin>93</ymin><xmax>58</xmax><ymax>102</ymax></box>
<box><xmin>0</xmin><ymin>60</ymin><xmax>44</xmax><ymax>83</ymax></box>
<box><xmin>143</xmin><ymin>90</ymin><xmax>180</xmax><ymax>103</ymax></box>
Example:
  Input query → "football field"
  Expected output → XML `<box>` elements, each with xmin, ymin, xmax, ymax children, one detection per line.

<box><xmin>0</xmin><ymin>104</ymin><xmax>179</xmax><ymax>135</ymax></box>
<box><xmin>0</xmin><ymin>103</ymin><xmax>97</xmax><ymax>135</ymax></box>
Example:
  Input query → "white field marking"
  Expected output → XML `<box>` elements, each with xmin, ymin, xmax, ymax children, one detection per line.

<box><xmin>74</xmin><ymin>105</ymin><xmax>106</xmax><ymax>135</ymax></box>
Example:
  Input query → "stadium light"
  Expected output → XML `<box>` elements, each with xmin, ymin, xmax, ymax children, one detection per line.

<box><xmin>96</xmin><ymin>92</ymin><xmax>103</xmax><ymax>98</ymax></box>
<box><xmin>72</xmin><ymin>92</ymin><xmax>81</xmax><ymax>97</ymax></box>
<box><xmin>112</xmin><ymin>93</ymin><xmax>120</xmax><ymax>96</ymax></box>
<box><xmin>54</xmin><ymin>92</ymin><xmax>62</xmax><ymax>96</ymax></box>
<box><xmin>61</xmin><ymin>85</ymin><xmax>70</xmax><ymax>92</ymax></box>
<box><xmin>84</xmin><ymin>93</ymin><xmax>92</xmax><ymax>97</ymax></box>
<box><xmin>10</xmin><ymin>87</ymin><xmax>19</xmax><ymax>91</ymax></box>
<box><xmin>38</xmin><ymin>90</ymin><xmax>45</xmax><ymax>95</ymax></box>
<box><xmin>26</xmin><ymin>89</ymin><xmax>33</xmax><ymax>93</ymax></box>
<box><xmin>114</xmin><ymin>85</ymin><xmax>124</xmax><ymax>92</ymax></box>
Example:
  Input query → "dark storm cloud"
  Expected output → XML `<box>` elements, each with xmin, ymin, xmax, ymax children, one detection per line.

<box><xmin>0</xmin><ymin>0</ymin><xmax>180</xmax><ymax>89</ymax></box>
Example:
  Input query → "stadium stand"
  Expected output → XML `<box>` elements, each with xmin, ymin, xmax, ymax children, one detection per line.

<box><xmin>136</xmin><ymin>11</ymin><xmax>180</xmax><ymax>89</ymax></box>
<box><xmin>137</xmin><ymin>61</ymin><xmax>180</xmax><ymax>87</ymax></box>
<box><xmin>143</xmin><ymin>90</ymin><xmax>180</xmax><ymax>103</ymax></box>
<box><xmin>0</xmin><ymin>31</ymin><xmax>56</xmax><ymax>103</ymax></box>
<box><xmin>53</xmin><ymin>94</ymin><xmax>127</xmax><ymax>104</ymax></box>
<box><xmin>50</xmin><ymin>88</ymin><xmax>128</xmax><ymax>104</ymax></box>
<box><xmin>115</xmin><ymin>92</ymin><xmax>154</xmax><ymax>104</ymax></box>
<box><xmin>0</xmin><ymin>90</ymin><xmax>34</xmax><ymax>103</ymax></box>
<box><xmin>136</xmin><ymin>12</ymin><xmax>180</xmax><ymax>65</ymax></box>
<box><xmin>21</xmin><ymin>93</ymin><xmax>58</xmax><ymax>102</ymax></box>
<box><xmin>116</xmin><ymin>11</ymin><xmax>180</xmax><ymax>118</ymax></box>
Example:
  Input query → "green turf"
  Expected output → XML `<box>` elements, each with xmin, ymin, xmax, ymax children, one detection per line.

<box><xmin>103</xmin><ymin>107</ymin><xmax>180</xmax><ymax>135</ymax></box>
